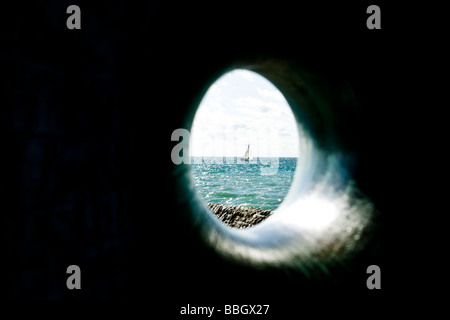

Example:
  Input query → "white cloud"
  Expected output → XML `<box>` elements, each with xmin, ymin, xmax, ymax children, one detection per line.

<box><xmin>190</xmin><ymin>69</ymin><xmax>299</xmax><ymax>157</ymax></box>
<box><xmin>235</xmin><ymin>69</ymin><xmax>255</xmax><ymax>82</ymax></box>
<box><xmin>234</xmin><ymin>96</ymin><xmax>281</xmax><ymax>114</ymax></box>
<box><xmin>256</xmin><ymin>87</ymin><xmax>285</xmax><ymax>101</ymax></box>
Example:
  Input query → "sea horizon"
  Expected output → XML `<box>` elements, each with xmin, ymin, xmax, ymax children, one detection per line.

<box><xmin>190</xmin><ymin>157</ymin><xmax>297</xmax><ymax>210</ymax></box>
<box><xmin>190</xmin><ymin>155</ymin><xmax>298</xmax><ymax>164</ymax></box>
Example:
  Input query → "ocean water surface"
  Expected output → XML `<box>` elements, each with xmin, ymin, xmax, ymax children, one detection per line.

<box><xmin>191</xmin><ymin>157</ymin><xmax>297</xmax><ymax>211</ymax></box>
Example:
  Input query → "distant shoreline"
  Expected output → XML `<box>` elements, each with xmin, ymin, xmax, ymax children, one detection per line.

<box><xmin>190</xmin><ymin>156</ymin><xmax>298</xmax><ymax>159</ymax></box>
<box><xmin>190</xmin><ymin>156</ymin><xmax>298</xmax><ymax>165</ymax></box>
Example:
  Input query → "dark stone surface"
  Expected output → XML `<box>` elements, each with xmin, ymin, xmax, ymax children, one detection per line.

<box><xmin>207</xmin><ymin>203</ymin><xmax>273</xmax><ymax>228</ymax></box>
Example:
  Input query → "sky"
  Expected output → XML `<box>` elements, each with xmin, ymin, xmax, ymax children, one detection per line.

<box><xmin>190</xmin><ymin>69</ymin><xmax>300</xmax><ymax>158</ymax></box>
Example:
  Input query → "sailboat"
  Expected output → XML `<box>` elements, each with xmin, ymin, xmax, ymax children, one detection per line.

<box><xmin>241</xmin><ymin>144</ymin><xmax>250</xmax><ymax>162</ymax></box>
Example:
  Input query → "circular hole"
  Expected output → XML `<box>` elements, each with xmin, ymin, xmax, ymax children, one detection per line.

<box><xmin>178</xmin><ymin>59</ymin><xmax>376</xmax><ymax>275</ymax></box>
<box><xmin>189</xmin><ymin>69</ymin><xmax>300</xmax><ymax>229</ymax></box>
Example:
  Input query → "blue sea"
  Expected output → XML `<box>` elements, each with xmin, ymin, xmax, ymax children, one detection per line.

<box><xmin>190</xmin><ymin>157</ymin><xmax>297</xmax><ymax>211</ymax></box>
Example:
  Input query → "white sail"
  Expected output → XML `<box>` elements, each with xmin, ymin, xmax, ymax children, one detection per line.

<box><xmin>241</xmin><ymin>144</ymin><xmax>250</xmax><ymax>161</ymax></box>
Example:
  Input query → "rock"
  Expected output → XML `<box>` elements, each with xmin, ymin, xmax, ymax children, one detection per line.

<box><xmin>206</xmin><ymin>203</ymin><xmax>273</xmax><ymax>229</ymax></box>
